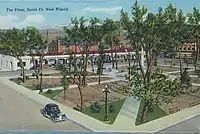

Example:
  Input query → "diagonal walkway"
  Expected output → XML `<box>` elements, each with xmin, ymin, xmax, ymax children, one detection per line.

<box><xmin>114</xmin><ymin>96</ymin><xmax>140</xmax><ymax>126</ymax></box>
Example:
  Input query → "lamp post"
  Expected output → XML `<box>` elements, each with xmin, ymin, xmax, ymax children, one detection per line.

<box><xmin>125</xmin><ymin>49</ymin><xmax>131</xmax><ymax>81</ymax></box>
<box><xmin>102</xmin><ymin>84</ymin><xmax>111</xmax><ymax>122</ymax></box>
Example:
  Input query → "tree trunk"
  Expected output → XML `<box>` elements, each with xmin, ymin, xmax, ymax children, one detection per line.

<box><xmin>83</xmin><ymin>51</ymin><xmax>89</xmax><ymax>86</ymax></box>
<box><xmin>32</xmin><ymin>56</ymin><xmax>39</xmax><ymax>79</ymax></box>
<box><xmin>140</xmin><ymin>101</ymin><xmax>149</xmax><ymax>123</ymax></box>
<box><xmin>39</xmin><ymin>55</ymin><xmax>43</xmax><ymax>93</ymax></box>
<box><xmin>78</xmin><ymin>75</ymin><xmax>84</xmax><ymax>109</ymax></box>
<box><xmin>98</xmin><ymin>59</ymin><xmax>102</xmax><ymax>84</ymax></box>
<box><xmin>91</xmin><ymin>60</ymin><xmax>94</xmax><ymax>73</ymax></box>
<box><xmin>153</xmin><ymin>58</ymin><xmax>157</xmax><ymax>67</ymax></box>
<box><xmin>21</xmin><ymin>64</ymin><xmax>26</xmax><ymax>83</ymax></box>
<box><xmin>195</xmin><ymin>39</ymin><xmax>200</xmax><ymax>71</ymax></box>
<box><xmin>179</xmin><ymin>49</ymin><xmax>183</xmax><ymax>77</ymax></box>
<box><xmin>111</xmin><ymin>46</ymin><xmax>115</xmax><ymax>68</ymax></box>
<box><xmin>63</xmin><ymin>87</ymin><xmax>66</xmax><ymax>100</ymax></box>
<box><xmin>115</xmin><ymin>51</ymin><xmax>118</xmax><ymax>70</ymax></box>
<box><xmin>18</xmin><ymin>59</ymin><xmax>26</xmax><ymax>83</ymax></box>
<box><xmin>171</xmin><ymin>52</ymin><xmax>175</xmax><ymax>67</ymax></box>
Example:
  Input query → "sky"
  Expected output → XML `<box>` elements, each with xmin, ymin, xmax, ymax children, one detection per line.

<box><xmin>0</xmin><ymin>0</ymin><xmax>199</xmax><ymax>29</ymax></box>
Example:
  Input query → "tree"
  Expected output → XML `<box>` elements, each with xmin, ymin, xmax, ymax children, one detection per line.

<box><xmin>69</xmin><ymin>55</ymin><xmax>85</xmax><ymax>109</ymax></box>
<box><xmin>61</xmin><ymin>17</ymin><xmax>105</xmax><ymax>86</ymax></box>
<box><xmin>58</xmin><ymin>64</ymin><xmax>69</xmax><ymax>100</ymax></box>
<box><xmin>26</xmin><ymin>27</ymin><xmax>46</xmax><ymax>79</ymax></box>
<box><xmin>120</xmin><ymin>1</ymin><xmax>195</xmax><ymax>123</ymax></box>
<box><xmin>25</xmin><ymin>27</ymin><xmax>47</xmax><ymax>93</ymax></box>
<box><xmin>187</xmin><ymin>8</ymin><xmax>200</xmax><ymax>70</ymax></box>
<box><xmin>97</xmin><ymin>43</ymin><xmax>106</xmax><ymax>84</ymax></box>
<box><xmin>180</xmin><ymin>68</ymin><xmax>192</xmax><ymax>89</ymax></box>
<box><xmin>121</xmin><ymin>1</ymin><xmax>171</xmax><ymax>86</ymax></box>
<box><xmin>103</xmin><ymin>19</ymin><xmax>121</xmax><ymax>69</ymax></box>
<box><xmin>122</xmin><ymin>70</ymin><xmax>183</xmax><ymax>123</ymax></box>
<box><xmin>0</xmin><ymin>28</ymin><xmax>29</xmax><ymax>82</ymax></box>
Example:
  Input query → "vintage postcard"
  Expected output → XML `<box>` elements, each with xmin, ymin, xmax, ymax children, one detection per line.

<box><xmin>0</xmin><ymin>0</ymin><xmax>199</xmax><ymax>133</ymax></box>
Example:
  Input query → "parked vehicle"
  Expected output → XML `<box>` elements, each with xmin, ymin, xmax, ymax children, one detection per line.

<box><xmin>40</xmin><ymin>103</ymin><xmax>67</xmax><ymax>123</ymax></box>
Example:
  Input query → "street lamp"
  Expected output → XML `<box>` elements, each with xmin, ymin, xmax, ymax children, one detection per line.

<box><xmin>102</xmin><ymin>84</ymin><xmax>111</xmax><ymax>122</ymax></box>
<box><xmin>125</xmin><ymin>49</ymin><xmax>131</xmax><ymax>81</ymax></box>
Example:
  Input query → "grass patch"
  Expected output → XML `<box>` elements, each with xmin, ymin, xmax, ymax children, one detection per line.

<box><xmin>24</xmin><ymin>84</ymin><xmax>55</xmax><ymax>90</ymax></box>
<box><xmin>135</xmin><ymin>100</ymin><xmax>167</xmax><ymax>125</ymax></box>
<box><xmin>82</xmin><ymin>99</ymin><xmax>125</xmax><ymax>124</ymax></box>
<box><xmin>41</xmin><ymin>90</ymin><xmax>62</xmax><ymax>99</ymax></box>
<box><xmin>24</xmin><ymin>86</ymin><xmax>37</xmax><ymax>90</ymax></box>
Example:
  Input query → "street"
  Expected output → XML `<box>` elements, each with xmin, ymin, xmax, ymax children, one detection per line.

<box><xmin>0</xmin><ymin>79</ymin><xmax>88</xmax><ymax>131</ymax></box>
<box><xmin>158</xmin><ymin>115</ymin><xmax>200</xmax><ymax>134</ymax></box>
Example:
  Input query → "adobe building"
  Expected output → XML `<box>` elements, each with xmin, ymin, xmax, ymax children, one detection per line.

<box><xmin>175</xmin><ymin>42</ymin><xmax>197</xmax><ymax>58</ymax></box>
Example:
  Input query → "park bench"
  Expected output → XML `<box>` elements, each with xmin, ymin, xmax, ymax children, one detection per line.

<box><xmin>189</xmin><ymin>101</ymin><xmax>200</xmax><ymax>107</ymax></box>
<box><xmin>169</xmin><ymin>107</ymin><xmax>180</xmax><ymax>114</ymax></box>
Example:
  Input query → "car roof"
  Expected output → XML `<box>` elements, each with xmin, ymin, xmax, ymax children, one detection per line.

<box><xmin>46</xmin><ymin>103</ymin><xmax>59</xmax><ymax>108</ymax></box>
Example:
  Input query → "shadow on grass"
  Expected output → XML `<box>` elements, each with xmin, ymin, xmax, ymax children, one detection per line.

<box><xmin>82</xmin><ymin>99</ymin><xmax>125</xmax><ymax>124</ymax></box>
<box><xmin>135</xmin><ymin>100</ymin><xmax>167</xmax><ymax>126</ymax></box>
<box><xmin>41</xmin><ymin>90</ymin><xmax>62</xmax><ymax>99</ymax></box>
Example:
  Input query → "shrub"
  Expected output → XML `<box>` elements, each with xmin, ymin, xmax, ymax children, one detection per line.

<box><xmin>16</xmin><ymin>77</ymin><xmax>23</xmax><ymax>84</ymax></box>
<box><xmin>148</xmin><ymin>105</ymin><xmax>154</xmax><ymax>112</ymax></box>
<box><xmin>25</xmin><ymin>76</ymin><xmax>29</xmax><ymax>79</ymax></box>
<box><xmin>33</xmin><ymin>84</ymin><xmax>41</xmax><ymax>90</ymax></box>
<box><xmin>32</xmin><ymin>73</ymin><xmax>36</xmax><ymax>76</ymax></box>
<box><xmin>109</xmin><ymin>104</ymin><xmax>115</xmax><ymax>113</ymax></box>
<box><xmin>46</xmin><ymin>89</ymin><xmax>53</xmax><ymax>94</ymax></box>
<box><xmin>91</xmin><ymin>102</ymin><xmax>101</xmax><ymax>113</ymax></box>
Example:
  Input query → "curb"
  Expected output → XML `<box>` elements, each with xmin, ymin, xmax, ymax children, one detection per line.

<box><xmin>64</xmin><ymin>113</ymin><xmax>97</xmax><ymax>132</ymax></box>
<box><xmin>3</xmin><ymin>78</ymin><xmax>97</xmax><ymax>132</ymax></box>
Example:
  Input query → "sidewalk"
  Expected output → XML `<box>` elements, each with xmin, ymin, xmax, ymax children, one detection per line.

<box><xmin>35</xmin><ymin>79</ymin><xmax>121</xmax><ymax>93</ymax></box>
<box><xmin>29</xmin><ymin>75</ymin><xmax>109</xmax><ymax>79</ymax></box>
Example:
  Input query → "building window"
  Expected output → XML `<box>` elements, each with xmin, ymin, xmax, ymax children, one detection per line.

<box><xmin>188</xmin><ymin>48</ymin><xmax>190</xmax><ymax>50</ymax></box>
<box><xmin>17</xmin><ymin>62</ymin><xmax>26</xmax><ymax>67</ymax></box>
<box><xmin>192</xmin><ymin>48</ymin><xmax>195</xmax><ymax>50</ymax></box>
<box><xmin>183</xmin><ymin>47</ymin><xmax>186</xmax><ymax>50</ymax></box>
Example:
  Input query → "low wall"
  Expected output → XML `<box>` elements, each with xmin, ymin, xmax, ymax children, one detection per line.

<box><xmin>0</xmin><ymin>54</ymin><xmax>32</xmax><ymax>71</ymax></box>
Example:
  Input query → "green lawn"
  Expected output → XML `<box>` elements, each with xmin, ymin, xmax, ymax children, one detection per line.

<box><xmin>24</xmin><ymin>84</ymin><xmax>55</xmax><ymax>90</ymax></box>
<box><xmin>24</xmin><ymin>86</ymin><xmax>36</xmax><ymax>90</ymax></box>
<box><xmin>41</xmin><ymin>90</ymin><xmax>62</xmax><ymax>99</ymax></box>
<box><xmin>135</xmin><ymin>100</ymin><xmax>167</xmax><ymax>125</ymax></box>
<box><xmin>82</xmin><ymin>99</ymin><xmax>125</xmax><ymax>124</ymax></box>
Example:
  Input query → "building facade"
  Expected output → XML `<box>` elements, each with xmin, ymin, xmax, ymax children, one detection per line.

<box><xmin>175</xmin><ymin>42</ymin><xmax>197</xmax><ymax>58</ymax></box>
<box><xmin>0</xmin><ymin>51</ymin><xmax>145</xmax><ymax>71</ymax></box>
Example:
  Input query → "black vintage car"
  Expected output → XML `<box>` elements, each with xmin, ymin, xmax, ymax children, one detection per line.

<box><xmin>41</xmin><ymin>103</ymin><xmax>67</xmax><ymax>123</ymax></box>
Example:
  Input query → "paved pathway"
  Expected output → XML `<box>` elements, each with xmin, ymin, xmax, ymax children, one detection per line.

<box><xmin>114</xmin><ymin>96</ymin><xmax>140</xmax><ymax>127</ymax></box>
<box><xmin>36</xmin><ymin>79</ymin><xmax>122</xmax><ymax>93</ymax></box>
